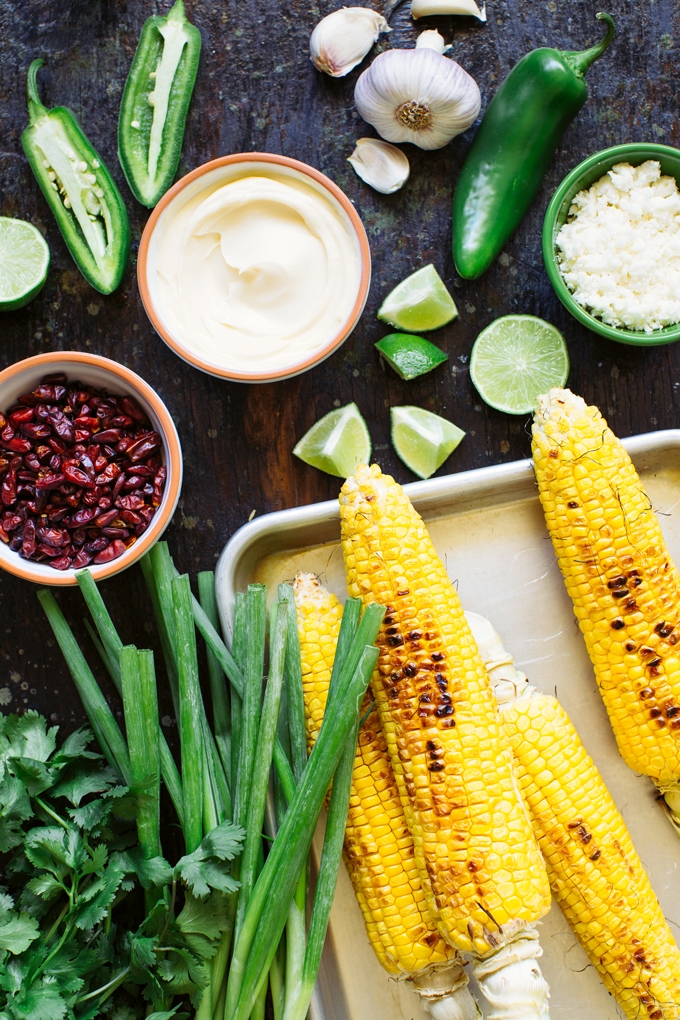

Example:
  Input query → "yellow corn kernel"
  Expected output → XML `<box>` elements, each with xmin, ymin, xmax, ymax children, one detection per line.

<box><xmin>339</xmin><ymin>465</ymin><xmax>551</xmax><ymax>957</ymax></box>
<box><xmin>504</xmin><ymin>693</ymin><xmax>680</xmax><ymax>1020</ymax></box>
<box><xmin>293</xmin><ymin>572</ymin><xmax>457</xmax><ymax>978</ymax></box>
<box><xmin>533</xmin><ymin>388</ymin><xmax>680</xmax><ymax>815</ymax></box>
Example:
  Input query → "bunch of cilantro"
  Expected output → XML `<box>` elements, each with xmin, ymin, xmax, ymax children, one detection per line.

<box><xmin>0</xmin><ymin>711</ymin><xmax>243</xmax><ymax>1020</ymax></box>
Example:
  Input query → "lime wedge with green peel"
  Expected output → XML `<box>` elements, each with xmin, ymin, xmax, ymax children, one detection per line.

<box><xmin>390</xmin><ymin>406</ymin><xmax>465</xmax><ymax>479</ymax></box>
<box><xmin>376</xmin><ymin>333</ymin><xmax>448</xmax><ymax>380</ymax></box>
<box><xmin>0</xmin><ymin>217</ymin><xmax>50</xmax><ymax>311</ymax></box>
<box><xmin>378</xmin><ymin>265</ymin><xmax>458</xmax><ymax>332</ymax></box>
<box><xmin>470</xmin><ymin>315</ymin><xmax>569</xmax><ymax>415</ymax></box>
<box><xmin>293</xmin><ymin>402</ymin><xmax>371</xmax><ymax>478</ymax></box>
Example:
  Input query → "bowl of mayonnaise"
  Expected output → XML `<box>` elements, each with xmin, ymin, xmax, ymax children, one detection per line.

<box><xmin>138</xmin><ymin>153</ymin><xmax>371</xmax><ymax>382</ymax></box>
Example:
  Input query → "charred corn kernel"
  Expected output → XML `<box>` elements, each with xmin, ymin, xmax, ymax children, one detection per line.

<box><xmin>339</xmin><ymin>466</ymin><xmax>551</xmax><ymax>959</ymax></box>
<box><xmin>508</xmin><ymin>698</ymin><xmax>680</xmax><ymax>1020</ymax></box>
<box><xmin>468</xmin><ymin>612</ymin><xmax>680</xmax><ymax>1020</ymax></box>
<box><xmin>532</xmin><ymin>388</ymin><xmax>680</xmax><ymax>822</ymax></box>
<box><xmin>293</xmin><ymin>572</ymin><xmax>457</xmax><ymax>977</ymax></box>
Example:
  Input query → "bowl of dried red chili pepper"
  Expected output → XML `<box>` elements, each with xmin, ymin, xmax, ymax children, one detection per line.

<box><xmin>0</xmin><ymin>352</ymin><xmax>182</xmax><ymax>585</ymax></box>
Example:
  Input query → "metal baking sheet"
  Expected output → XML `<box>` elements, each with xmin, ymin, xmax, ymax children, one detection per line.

<box><xmin>216</xmin><ymin>431</ymin><xmax>680</xmax><ymax>1020</ymax></box>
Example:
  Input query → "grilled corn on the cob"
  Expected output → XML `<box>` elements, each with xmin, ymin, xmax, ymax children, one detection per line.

<box><xmin>293</xmin><ymin>572</ymin><xmax>479</xmax><ymax>1020</ymax></box>
<box><xmin>468</xmin><ymin>611</ymin><xmax>680</xmax><ymax>1020</ymax></box>
<box><xmin>532</xmin><ymin>388</ymin><xmax>680</xmax><ymax>829</ymax></box>
<box><xmin>340</xmin><ymin>464</ymin><xmax>552</xmax><ymax>1017</ymax></box>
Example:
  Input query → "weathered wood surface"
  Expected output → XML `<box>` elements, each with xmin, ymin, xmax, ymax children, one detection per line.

<box><xmin>0</xmin><ymin>0</ymin><xmax>677</xmax><ymax>731</ymax></box>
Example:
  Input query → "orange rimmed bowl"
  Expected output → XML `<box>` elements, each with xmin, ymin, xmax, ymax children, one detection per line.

<box><xmin>137</xmin><ymin>152</ymin><xmax>371</xmax><ymax>383</ymax></box>
<box><xmin>0</xmin><ymin>352</ymin><xmax>182</xmax><ymax>586</ymax></box>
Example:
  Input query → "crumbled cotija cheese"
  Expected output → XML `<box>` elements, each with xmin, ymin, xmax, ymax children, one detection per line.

<box><xmin>555</xmin><ymin>160</ymin><xmax>680</xmax><ymax>332</ymax></box>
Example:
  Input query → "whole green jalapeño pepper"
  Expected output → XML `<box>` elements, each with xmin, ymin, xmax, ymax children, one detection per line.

<box><xmin>21</xmin><ymin>60</ymin><xmax>130</xmax><ymax>295</ymax></box>
<box><xmin>118</xmin><ymin>0</ymin><xmax>201</xmax><ymax>208</ymax></box>
<box><xmin>452</xmin><ymin>12</ymin><xmax>615</xmax><ymax>279</ymax></box>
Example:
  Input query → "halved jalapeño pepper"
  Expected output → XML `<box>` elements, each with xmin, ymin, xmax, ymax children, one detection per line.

<box><xmin>452</xmin><ymin>13</ymin><xmax>615</xmax><ymax>279</ymax></box>
<box><xmin>118</xmin><ymin>0</ymin><xmax>201</xmax><ymax>208</ymax></box>
<box><xmin>21</xmin><ymin>60</ymin><xmax>130</xmax><ymax>295</ymax></box>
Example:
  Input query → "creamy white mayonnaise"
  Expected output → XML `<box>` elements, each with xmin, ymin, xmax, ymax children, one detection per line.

<box><xmin>147</xmin><ymin>165</ymin><xmax>363</xmax><ymax>375</ymax></box>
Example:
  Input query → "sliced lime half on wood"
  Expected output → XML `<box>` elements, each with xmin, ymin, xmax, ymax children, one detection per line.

<box><xmin>470</xmin><ymin>314</ymin><xmax>569</xmax><ymax>415</ymax></box>
<box><xmin>0</xmin><ymin>217</ymin><xmax>50</xmax><ymax>311</ymax></box>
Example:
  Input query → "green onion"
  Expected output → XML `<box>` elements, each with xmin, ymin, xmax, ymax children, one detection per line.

<box><xmin>120</xmin><ymin>645</ymin><xmax>161</xmax><ymax>861</ymax></box>
<box><xmin>225</xmin><ymin>602</ymin><xmax>384</xmax><ymax>1020</ymax></box>
<box><xmin>77</xmin><ymin>568</ymin><xmax>184</xmax><ymax>824</ymax></box>
<box><xmin>282</xmin><ymin>710</ymin><xmax>360</xmax><ymax>1020</ymax></box>
<box><xmin>199</xmin><ymin>571</ymin><xmax>231</xmax><ymax>787</ymax></box>
<box><xmin>277</xmin><ymin>584</ymin><xmax>306</xmax><ymax>784</ymax></box>
<box><xmin>37</xmin><ymin>590</ymin><xmax>131</xmax><ymax>784</ymax></box>
<box><xmin>236</xmin><ymin>599</ymin><xmax>288</xmax><ymax>935</ymax></box>
<box><xmin>172</xmin><ymin>574</ymin><xmax>205</xmax><ymax>853</ymax></box>
<box><xmin>230</xmin><ymin>592</ymin><xmax>246</xmax><ymax>804</ymax></box>
<box><xmin>232</xmin><ymin>585</ymin><xmax>266</xmax><ymax>833</ymax></box>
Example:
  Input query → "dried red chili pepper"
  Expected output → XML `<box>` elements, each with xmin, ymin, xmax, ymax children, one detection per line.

<box><xmin>0</xmin><ymin>374</ymin><xmax>166</xmax><ymax>571</ymax></box>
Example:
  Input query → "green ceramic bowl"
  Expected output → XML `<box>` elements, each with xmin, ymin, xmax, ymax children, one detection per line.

<box><xmin>542</xmin><ymin>142</ymin><xmax>680</xmax><ymax>346</ymax></box>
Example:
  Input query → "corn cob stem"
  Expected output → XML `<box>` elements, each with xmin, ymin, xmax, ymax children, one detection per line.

<box><xmin>532</xmin><ymin>387</ymin><xmax>680</xmax><ymax>832</ymax></box>
<box><xmin>293</xmin><ymin>572</ymin><xmax>480</xmax><ymax>1020</ymax></box>
<box><xmin>467</xmin><ymin>610</ymin><xmax>680</xmax><ymax>1020</ymax></box>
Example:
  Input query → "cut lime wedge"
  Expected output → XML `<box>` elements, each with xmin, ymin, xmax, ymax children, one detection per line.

<box><xmin>390</xmin><ymin>405</ymin><xmax>465</xmax><ymax>479</ymax></box>
<box><xmin>376</xmin><ymin>333</ymin><xmax>448</xmax><ymax>380</ymax></box>
<box><xmin>293</xmin><ymin>402</ymin><xmax>371</xmax><ymax>478</ymax></box>
<box><xmin>0</xmin><ymin>217</ymin><xmax>50</xmax><ymax>311</ymax></box>
<box><xmin>378</xmin><ymin>265</ymin><xmax>458</xmax><ymax>332</ymax></box>
<box><xmin>470</xmin><ymin>315</ymin><xmax>569</xmax><ymax>415</ymax></box>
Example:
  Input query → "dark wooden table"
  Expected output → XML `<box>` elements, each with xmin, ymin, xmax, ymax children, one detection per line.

<box><xmin>0</xmin><ymin>0</ymin><xmax>678</xmax><ymax>732</ymax></box>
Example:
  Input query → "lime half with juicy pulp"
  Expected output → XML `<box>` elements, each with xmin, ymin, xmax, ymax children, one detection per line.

<box><xmin>376</xmin><ymin>333</ymin><xmax>448</xmax><ymax>380</ymax></box>
<box><xmin>470</xmin><ymin>315</ymin><xmax>569</xmax><ymax>415</ymax></box>
<box><xmin>0</xmin><ymin>217</ymin><xmax>50</xmax><ymax>311</ymax></box>
<box><xmin>391</xmin><ymin>405</ymin><xmax>465</xmax><ymax>479</ymax></box>
<box><xmin>378</xmin><ymin>265</ymin><xmax>458</xmax><ymax>332</ymax></box>
<box><xmin>293</xmin><ymin>402</ymin><xmax>371</xmax><ymax>478</ymax></box>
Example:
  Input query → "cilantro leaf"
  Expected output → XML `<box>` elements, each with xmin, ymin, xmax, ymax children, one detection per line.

<box><xmin>51</xmin><ymin>765</ymin><xmax>119</xmax><ymax>807</ymax></box>
<box><xmin>0</xmin><ymin>912</ymin><xmax>40</xmax><ymax>953</ymax></box>
<box><xmin>117</xmin><ymin>848</ymin><xmax>172</xmax><ymax>890</ymax></box>
<box><xmin>6</xmin><ymin>712</ymin><xmax>57</xmax><ymax>764</ymax></box>
<box><xmin>0</xmin><ymin>775</ymin><xmax>32</xmax><ymax>852</ymax></box>
<box><xmin>73</xmin><ymin>860</ymin><xmax>124</xmax><ymax>930</ymax></box>
<box><xmin>173</xmin><ymin>821</ymin><xmax>245</xmax><ymax>899</ymax></box>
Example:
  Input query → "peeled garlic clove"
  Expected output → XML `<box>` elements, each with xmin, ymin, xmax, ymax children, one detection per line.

<box><xmin>411</xmin><ymin>0</ymin><xmax>486</xmax><ymax>19</ymax></box>
<box><xmin>415</xmin><ymin>29</ymin><xmax>451</xmax><ymax>54</ymax></box>
<box><xmin>348</xmin><ymin>138</ymin><xmax>410</xmax><ymax>194</ymax></box>
<box><xmin>354</xmin><ymin>47</ymin><xmax>481</xmax><ymax>150</ymax></box>
<box><xmin>310</xmin><ymin>7</ymin><xmax>391</xmax><ymax>77</ymax></box>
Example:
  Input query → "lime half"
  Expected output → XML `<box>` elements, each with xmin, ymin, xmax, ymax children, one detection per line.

<box><xmin>376</xmin><ymin>333</ymin><xmax>448</xmax><ymax>380</ymax></box>
<box><xmin>0</xmin><ymin>217</ymin><xmax>50</xmax><ymax>311</ymax></box>
<box><xmin>293</xmin><ymin>402</ymin><xmax>371</xmax><ymax>478</ymax></box>
<box><xmin>470</xmin><ymin>315</ymin><xmax>569</xmax><ymax>415</ymax></box>
<box><xmin>378</xmin><ymin>265</ymin><xmax>458</xmax><ymax>332</ymax></box>
<box><xmin>391</xmin><ymin>406</ymin><xmax>465</xmax><ymax>479</ymax></box>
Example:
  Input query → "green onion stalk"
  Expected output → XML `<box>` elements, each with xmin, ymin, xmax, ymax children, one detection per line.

<box><xmin>38</xmin><ymin>542</ymin><xmax>385</xmax><ymax>1020</ymax></box>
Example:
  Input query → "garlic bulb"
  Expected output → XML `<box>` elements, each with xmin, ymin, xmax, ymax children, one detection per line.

<box><xmin>411</xmin><ymin>0</ymin><xmax>486</xmax><ymax>19</ymax></box>
<box><xmin>348</xmin><ymin>138</ymin><xmax>410</xmax><ymax>194</ymax></box>
<box><xmin>310</xmin><ymin>7</ymin><xmax>391</xmax><ymax>78</ymax></box>
<box><xmin>354</xmin><ymin>35</ymin><xmax>480</xmax><ymax>150</ymax></box>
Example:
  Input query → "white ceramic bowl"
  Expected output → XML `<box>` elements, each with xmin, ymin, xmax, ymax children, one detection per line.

<box><xmin>137</xmin><ymin>152</ymin><xmax>372</xmax><ymax>383</ymax></box>
<box><xmin>0</xmin><ymin>352</ymin><xmax>182</xmax><ymax>586</ymax></box>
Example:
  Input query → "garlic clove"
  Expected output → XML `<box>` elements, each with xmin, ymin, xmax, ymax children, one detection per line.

<box><xmin>415</xmin><ymin>29</ymin><xmax>451</xmax><ymax>54</ymax></box>
<box><xmin>411</xmin><ymin>0</ymin><xmax>486</xmax><ymax>20</ymax></box>
<box><xmin>310</xmin><ymin>7</ymin><xmax>391</xmax><ymax>77</ymax></box>
<box><xmin>348</xmin><ymin>138</ymin><xmax>410</xmax><ymax>194</ymax></box>
<box><xmin>354</xmin><ymin>47</ymin><xmax>481</xmax><ymax>150</ymax></box>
